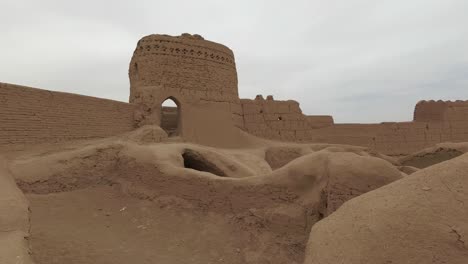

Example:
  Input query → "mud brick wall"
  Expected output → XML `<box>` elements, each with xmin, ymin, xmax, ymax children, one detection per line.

<box><xmin>238</xmin><ymin>96</ymin><xmax>468</xmax><ymax>155</ymax></box>
<box><xmin>240</xmin><ymin>98</ymin><xmax>306</xmax><ymax>141</ymax></box>
<box><xmin>306</xmin><ymin>116</ymin><xmax>334</xmax><ymax>128</ymax></box>
<box><xmin>0</xmin><ymin>83</ymin><xmax>136</xmax><ymax>146</ymax></box>
<box><xmin>306</xmin><ymin>118</ymin><xmax>468</xmax><ymax>156</ymax></box>
<box><xmin>308</xmin><ymin>122</ymin><xmax>437</xmax><ymax>155</ymax></box>
<box><xmin>434</xmin><ymin>100</ymin><xmax>468</xmax><ymax>141</ymax></box>
<box><xmin>239</xmin><ymin>96</ymin><xmax>334</xmax><ymax>141</ymax></box>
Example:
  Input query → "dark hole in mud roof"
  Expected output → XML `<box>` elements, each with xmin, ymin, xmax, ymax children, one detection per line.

<box><xmin>182</xmin><ymin>149</ymin><xmax>226</xmax><ymax>177</ymax></box>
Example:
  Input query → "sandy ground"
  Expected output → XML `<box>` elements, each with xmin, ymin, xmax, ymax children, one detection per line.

<box><xmin>6</xmin><ymin>134</ymin><xmax>401</xmax><ymax>264</ymax></box>
<box><xmin>2</xmin><ymin>129</ymin><xmax>468</xmax><ymax>264</ymax></box>
<box><xmin>28</xmin><ymin>186</ymin><xmax>251</xmax><ymax>264</ymax></box>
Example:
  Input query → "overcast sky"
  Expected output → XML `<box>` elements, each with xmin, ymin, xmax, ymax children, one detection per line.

<box><xmin>1</xmin><ymin>0</ymin><xmax>467</xmax><ymax>123</ymax></box>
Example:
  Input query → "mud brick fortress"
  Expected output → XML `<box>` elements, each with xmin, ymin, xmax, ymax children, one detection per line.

<box><xmin>1</xmin><ymin>33</ymin><xmax>468</xmax><ymax>155</ymax></box>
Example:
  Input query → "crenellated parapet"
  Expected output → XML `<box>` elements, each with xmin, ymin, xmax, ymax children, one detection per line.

<box><xmin>414</xmin><ymin>100</ymin><xmax>468</xmax><ymax>122</ymax></box>
<box><xmin>238</xmin><ymin>95</ymin><xmax>334</xmax><ymax>140</ymax></box>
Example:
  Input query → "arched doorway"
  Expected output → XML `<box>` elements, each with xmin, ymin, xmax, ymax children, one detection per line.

<box><xmin>160</xmin><ymin>97</ymin><xmax>180</xmax><ymax>136</ymax></box>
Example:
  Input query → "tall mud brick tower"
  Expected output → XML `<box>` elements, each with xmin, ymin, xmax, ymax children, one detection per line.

<box><xmin>129</xmin><ymin>33</ymin><xmax>244</xmax><ymax>134</ymax></box>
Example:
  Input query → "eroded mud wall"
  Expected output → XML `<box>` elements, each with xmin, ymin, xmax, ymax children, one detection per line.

<box><xmin>307</xmin><ymin>122</ymin><xmax>450</xmax><ymax>155</ymax></box>
<box><xmin>239</xmin><ymin>96</ymin><xmax>334</xmax><ymax>141</ymax></box>
<box><xmin>237</xmin><ymin>96</ymin><xmax>468</xmax><ymax>155</ymax></box>
<box><xmin>0</xmin><ymin>83</ymin><xmax>136</xmax><ymax>146</ymax></box>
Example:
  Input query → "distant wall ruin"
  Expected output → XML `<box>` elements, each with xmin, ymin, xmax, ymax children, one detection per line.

<box><xmin>234</xmin><ymin>95</ymin><xmax>468</xmax><ymax>155</ymax></box>
<box><xmin>238</xmin><ymin>95</ymin><xmax>334</xmax><ymax>141</ymax></box>
<box><xmin>0</xmin><ymin>83</ymin><xmax>136</xmax><ymax>147</ymax></box>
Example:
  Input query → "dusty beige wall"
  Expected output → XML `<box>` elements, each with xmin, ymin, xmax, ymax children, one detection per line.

<box><xmin>413</xmin><ymin>100</ymin><xmax>468</xmax><ymax>121</ymax></box>
<box><xmin>181</xmin><ymin>100</ymin><xmax>251</xmax><ymax>148</ymax></box>
<box><xmin>307</xmin><ymin>123</ymin><xmax>381</xmax><ymax>149</ymax></box>
<box><xmin>0</xmin><ymin>82</ymin><xmax>136</xmax><ymax>146</ymax></box>
<box><xmin>240</xmin><ymin>97</ymin><xmax>313</xmax><ymax>141</ymax></box>
<box><xmin>238</xmin><ymin>97</ymin><xmax>383</xmax><ymax>144</ymax></box>
<box><xmin>306</xmin><ymin>115</ymin><xmax>334</xmax><ymax>128</ymax></box>
<box><xmin>413</xmin><ymin>100</ymin><xmax>448</xmax><ymax>122</ymax></box>
<box><xmin>307</xmin><ymin>122</ymin><xmax>441</xmax><ymax>155</ymax></box>
<box><xmin>284</xmin><ymin>119</ymin><xmax>468</xmax><ymax>155</ymax></box>
<box><xmin>238</xmin><ymin>96</ymin><xmax>468</xmax><ymax>155</ymax></box>
<box><xmin>439</xmin><ymin>101</ymin><xmax>468</xmax><ymax>142</ymax></box>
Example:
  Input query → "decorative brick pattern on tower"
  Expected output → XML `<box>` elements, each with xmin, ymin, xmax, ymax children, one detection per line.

<box><xmin>128</xmin><ymin>33</ymin><xmax>243</xmax><ymax>128</ymax></box>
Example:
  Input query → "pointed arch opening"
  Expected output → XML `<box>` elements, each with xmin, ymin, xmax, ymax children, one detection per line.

<box><xmin>160</xmin><ymin>97</ymin><xmax>180</xmax><ymax>137</ymax></box>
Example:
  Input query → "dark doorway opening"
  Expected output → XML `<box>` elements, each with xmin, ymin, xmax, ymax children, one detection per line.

<box><xmin>160</xmin><ymin>97</ymin><xmax>180</xmax><ymax>137</ymax></box>
<box><xmin>182</xmin><ymin>149</ymin><xmax>226</xmax><ymax>176</ymax></box>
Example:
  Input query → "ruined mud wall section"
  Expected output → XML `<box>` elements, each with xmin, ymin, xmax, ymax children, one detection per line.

<box><xmin>0</xmin><ymin>83</ymin><xmax>136</xmax><ymax>146</ymax></box>
<box><xmin>304</xmin><ymin>119</ymin><xmax>468</xmax><ymax>155</ymax></box>
<box><xmin>238</xmin><ymin>96</ymin><xmax>468</xmax><ymax>155</ymax></box>
<box><xmin>413</xmin><ymin>100</ymin><xmax>449</xmax><ymax>122</ymax></box>
<box><xmin>239</xmin><ymin>96</ymin><xmax>334</xmax><ymax>140</ymax></box>
<box><xmin>307</xmin><ymin>122</ymin><xmax>448</xmax><ymax>155</ymax></box>
<box><xmin>442</xmin><ymin>101</ymin><xmax>468</xmax><ymax>142</ymax></box>
<box><xmin>306</xmin><ymin>115</ymin><xmax>334</xmax><ymax>128</ymax></box>
<box><xmin>415</xmin><ymin>99</ymin><xmax>468</xmax><ymax>123</ymax></box>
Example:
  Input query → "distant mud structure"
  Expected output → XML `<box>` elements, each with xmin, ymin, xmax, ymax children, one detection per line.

<box><xmin>1</xmin><ymin>33</ymin><xmax>468</xmax><ymax>155</ymax></box>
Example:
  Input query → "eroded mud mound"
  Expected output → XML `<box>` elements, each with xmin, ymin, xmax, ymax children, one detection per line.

<box><xmin>304</xmin><ymin>153</ymin><xmax>468</xmax><ymax>264</ymax></box>
<box><xmin>0</xmin><ymin>158</ymin><xmax>33</xmax><ymax>264</ymax></box>
<box><xmin>398</xmin><ymin>165</ymin><xmax>419</xmax><ymax>175</ymax></box>
<box><xmin>264</xmin><ymin>146</ymin><xmax>309</xmax><ymax>169</ymax></box>
<box><xmin>270</xmin><ymin>151</ymin><xmax>403</xmax><ymax>217</ymax></box>
<box><xmin>264</xmin><ymin>143</ymin><xmax>400</xmax><ymax>171</ymax></box>
<box><xmin>402</xmin><ymin>148</ymin><xmax>463</xmax><ymax>168</ymax></box>
<box><xmin>8</xmin><ymin>141</ymin><xmax>402</xmax><ymax>264</ymax></box>
<box><xmin>121</xmin><ymin>125</ymin><xmax>169</xmax><ymax>144</ymax></box>
<box><xmin>400</xmin><ymin>142</ymin><xmax>468</xmax><ymax>169</ymax></box>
